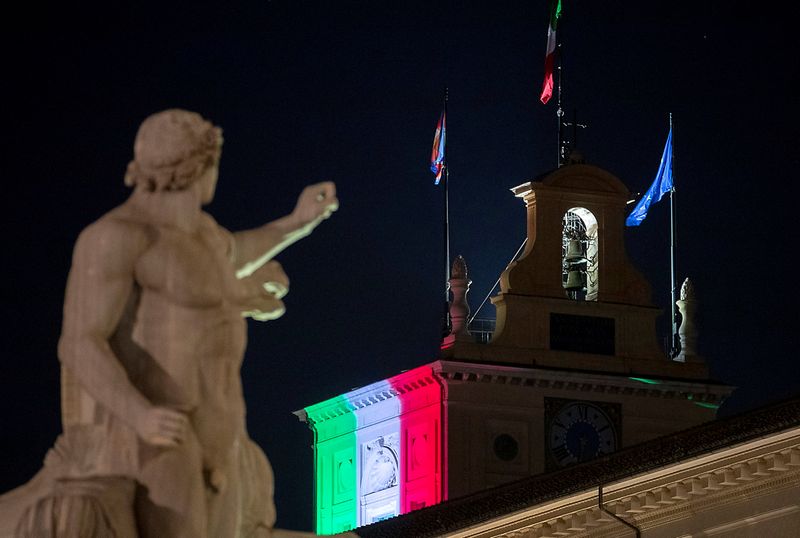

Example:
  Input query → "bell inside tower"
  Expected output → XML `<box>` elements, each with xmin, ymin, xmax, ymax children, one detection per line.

<box><xmin>561</xmin><ymin>207</ymin><xmax>598</xmax><ymax>301</ymax></box>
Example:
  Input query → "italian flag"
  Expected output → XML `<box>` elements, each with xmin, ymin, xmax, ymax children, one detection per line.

<box><xmin>539</xmin><ymin>0</ymin><xmax>562</xmax><ymax>104</ymax></box>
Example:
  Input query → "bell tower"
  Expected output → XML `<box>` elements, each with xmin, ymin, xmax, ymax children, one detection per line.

<box><xmin>439</xmin><ymin>159</ymin><xmax>732</xmax><ymax>496</ymax></box>
<box><xmin>487</xmin><ymin>162</ymin><xmax>673</xmax><ymax>371</ymax></box>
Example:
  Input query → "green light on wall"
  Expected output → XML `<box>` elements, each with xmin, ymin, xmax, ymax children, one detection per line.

<box><xmin>304</xmin><ymin>395</ymin><xmax>358</xmax><ymax>535</ymax></box>
<box><xmin>693</xmin><ymin>401</ymin><xmax>720</xmax><ymax>410</ymax></box>
<box><xmin>628</xmin><ymin>377</ymin><xmax>662</xmax><ymax>385</ymax></box>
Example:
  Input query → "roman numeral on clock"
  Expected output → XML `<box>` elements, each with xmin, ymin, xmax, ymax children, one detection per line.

<box><xmin>551</xmin><ymin>443</ymin><xmax>570</xmax><ymax>462</ymax></box>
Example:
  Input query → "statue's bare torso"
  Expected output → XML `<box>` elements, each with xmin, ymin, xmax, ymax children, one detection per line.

<box><xmin>107</xmin><ymin>203</ymin><xmax>248</xmax><ymax>471</ymax></box>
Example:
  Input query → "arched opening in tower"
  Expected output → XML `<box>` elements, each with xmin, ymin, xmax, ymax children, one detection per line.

<box><xmin>562</xmin><ymin>207</ymin><xmax>598</xmax><ymax>301</ymax></box>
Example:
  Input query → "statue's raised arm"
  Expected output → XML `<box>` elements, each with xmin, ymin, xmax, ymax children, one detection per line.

<box><xmin>232</xmin><ymin>181</ymin><xmax>339</xmax><ymax>279</ymax></box>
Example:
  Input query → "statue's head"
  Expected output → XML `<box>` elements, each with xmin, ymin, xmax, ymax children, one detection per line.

<box><xmin>124</xmin><ymin>109</ymin><xmax>223</xmax><ymax>193</ymax></box>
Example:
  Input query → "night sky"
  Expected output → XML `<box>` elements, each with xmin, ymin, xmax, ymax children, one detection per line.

<box><xmin>2</xmin><ymin>1</ymin><xmax>798</xmax><ymax>532</ymax></box>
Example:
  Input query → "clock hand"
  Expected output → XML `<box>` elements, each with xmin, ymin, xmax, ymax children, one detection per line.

<box><xmin>578</xmin><ymin>435</ymin><xmax>588</xmax><ymax>459</ymax></box>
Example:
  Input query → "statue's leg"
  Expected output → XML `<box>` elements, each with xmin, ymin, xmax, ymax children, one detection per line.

<box><xmin>204</xmin><ymin>435</ymin><xmax>277</xmax><ymax>538</ymax></box>
<box><xmin>205</xmin><ymin>445</ymin><xmax>243</xmax><ymax>538</ymax></box>
<box><xmin>237</xmin><ymin>437</ymin><xmax>277</xmax><ymax>538</ymax></box>
<box><xmin>136</xmin><ymin>431</ymin><xmax>207</xmax><ymax>538</ymax></box>
<box><xmin>136</xmin><ymin>487</ymin><xmax>200</xmax><ymax>538</ymax></box>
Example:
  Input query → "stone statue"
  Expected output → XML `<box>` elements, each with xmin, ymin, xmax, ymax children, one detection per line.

<box><xmin>0</xmin><ymin>109</ymin><xmax>340</xmax><ymax>538</ymax></box>
<box><xmin>675</xmin><ymin>277</ymin><xmax>698</xmax><ymax>363</ymax></box>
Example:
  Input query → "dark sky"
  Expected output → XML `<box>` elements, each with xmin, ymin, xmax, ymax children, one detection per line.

<box><xmin>2</xmin><ymin>0</ymin><xmax>798</xmax><ymax>532</ymax></box>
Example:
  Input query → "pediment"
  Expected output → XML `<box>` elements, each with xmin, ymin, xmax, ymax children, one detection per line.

<box><xmin>541</xmin><ymin>164</ymin><xmax>630</xmax><ymax>196</ymax></box>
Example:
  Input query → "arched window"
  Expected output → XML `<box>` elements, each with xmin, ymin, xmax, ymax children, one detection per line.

<box><xmin>562</xmin><ymin>207</ymin><xmax>598</xmax><ymax>301</ymax></box>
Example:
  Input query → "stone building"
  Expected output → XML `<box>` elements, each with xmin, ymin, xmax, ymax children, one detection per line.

<box><xmin>295</xmin><ymin>160</ymin><xmax>799</xmax><ymax>536</ymax></box>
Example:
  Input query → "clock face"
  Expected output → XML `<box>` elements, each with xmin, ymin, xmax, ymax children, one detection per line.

<box><xmin>547</xmin><ymin>401</ymin><xmax>617</xmax><ymax>467</ymax></box>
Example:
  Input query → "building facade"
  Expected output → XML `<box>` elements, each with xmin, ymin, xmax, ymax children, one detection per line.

<box><xmin>296</xmin><ymin>161</ymin><xmax>740</xmax><ymax>535</ymax></box>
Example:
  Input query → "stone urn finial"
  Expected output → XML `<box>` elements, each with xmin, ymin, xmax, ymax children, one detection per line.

<box><xmin>445</xmin><ymin>256</ymin><xmax>472</xmax><ymax>345</ymax></box>
<box><xmin>680</xmin><ymin>277</ymin><xmax>694</xmax><ymax>302</ymax></box>
<box><xmin>451</xmin><ymin>255</ymin><xmax>467</xmax><ymax>280</ymax></box>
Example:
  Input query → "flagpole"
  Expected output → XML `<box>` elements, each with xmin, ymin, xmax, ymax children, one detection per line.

<box><xmin>668</xmin><ymin>113</ymin><xmax>678</xmax><ymax>357</ymax></box>
<box><xmin>442</xmin><ymin>88</ymin><xmax>452</xmax><ymax>338</ymax></box>
<box><xmin>625</xmin><ymin>116</ymin><xmax>677</xmax><ymax>357</ymax></box>
<box><xmin>444</xmin><ymin>88</ymin><xmax>450</xmax><ymax>285</ymax></box>
<box><xmin>556</xmin><ymin>23</ymin><xmax>564</xmax><ymax>166</ymax></box>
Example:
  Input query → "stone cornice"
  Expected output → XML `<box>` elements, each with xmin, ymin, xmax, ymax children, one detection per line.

<box><xmin>296</xmin><ymin>364</ymin><xmax>440</xmax><ymax>426</ymax></box>
<box><xmin>431</xmin><ymin>360</ymin><xmax>731</xmax><ymax>405</ymax></box>
<box><xmin>461</xmin><ymin>431</ymin><xmax>800</xmax><ymax>538</ymax></box>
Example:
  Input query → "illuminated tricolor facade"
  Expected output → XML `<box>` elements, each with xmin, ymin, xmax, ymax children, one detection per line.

<box><xmin>296</xmin><ymin>365</ymin><xmax>444</xmax><ymax>534</ymax></box>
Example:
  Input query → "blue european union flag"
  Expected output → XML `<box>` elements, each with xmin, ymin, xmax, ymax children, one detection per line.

<box><xmin>626</xmin><ymin>127</ymin><xmax>673</xmax><ymax>227</ymax></box>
